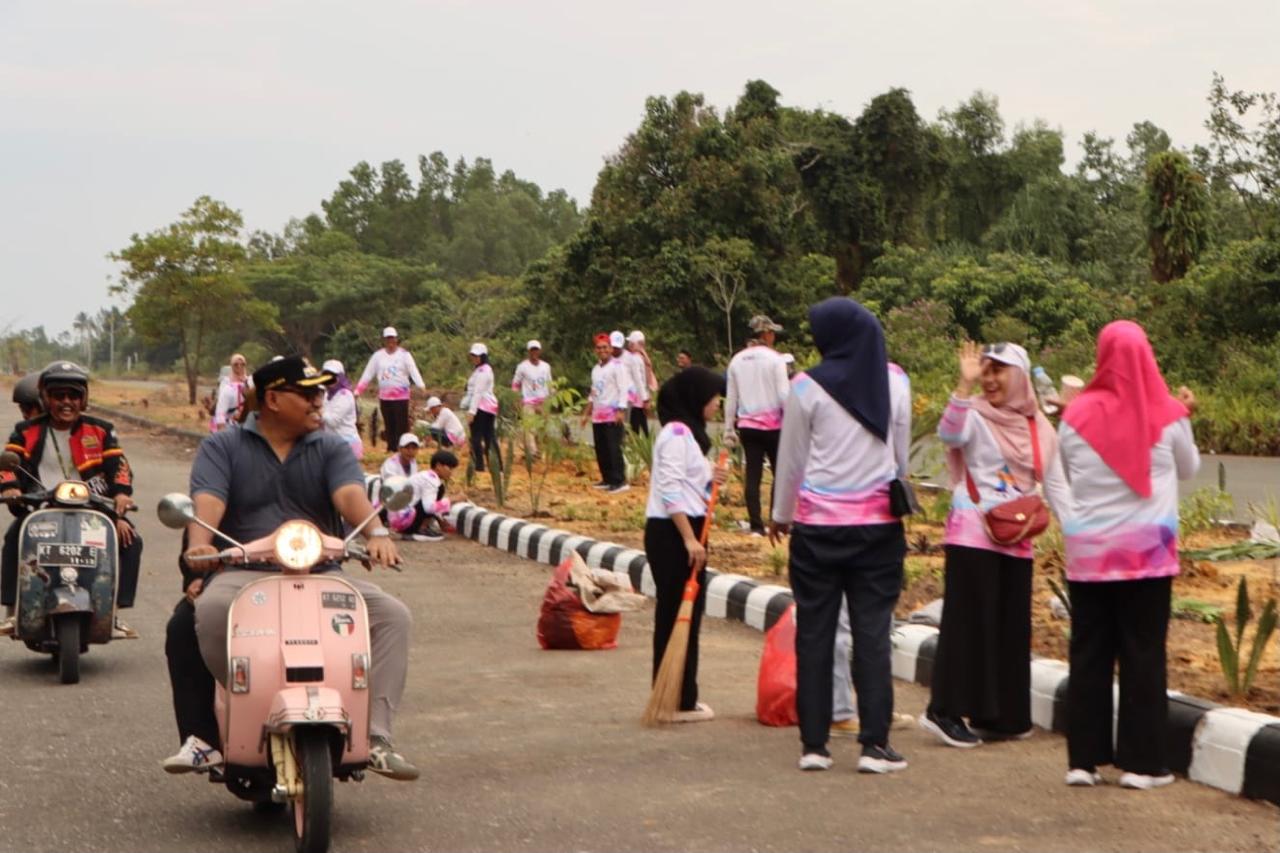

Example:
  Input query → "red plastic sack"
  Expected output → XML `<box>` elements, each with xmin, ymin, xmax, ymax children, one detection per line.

<box><xmin>537</xmin><ymin>557</ymin><xmax>621</xmax><ymax>650</ymax></box>
<box><xmin>756</xmin><ymin>603</ymin><xmax>798</xmax><ymax>726</ymax></box>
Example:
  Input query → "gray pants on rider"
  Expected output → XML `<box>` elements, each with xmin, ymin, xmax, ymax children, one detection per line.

<box><xmin>194</xmin><ymin>570</ymin><xmax>412</xmax><ymax>740</ymax></box>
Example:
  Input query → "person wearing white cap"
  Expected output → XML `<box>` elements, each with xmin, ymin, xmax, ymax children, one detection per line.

<box><xmin>355</xmin><ymin>326</ymin><xmax>427</xmax><ymax>452</ymax></box>
<box><xmin>623</xmin><ymin>330</ymin><xmax>656</xmax><ymax>435</ymax></box>
<box><xmin>511</xmin><ymin>340</ymin><xmax>553</xmax><ymax>413</ymax></box>
<box><xmin>725</xmin><ymin>314</ymin><xmax>791</xmax><ymax>535</ymax></box>
<box><xmin>582</xmin><ymin>332</ymin><xmax>630</xmax><ymax>493</ymax></box>
<box><xmin>459</xmin><ymin>342</ymin><xmax>500</xmax><ymax>473</ymax></box>
<box><xmin>424</xmin><ymin>396</ymin><xmax>467</xmax><ymax>448</ymax></box>
<box><xmin>320</xmin><ymin>359</ymin><xmax>364</xmax><ymax>459</ymax></box>
<box><xmin>380</xmin><ymin>432</ymin><xmax>421</xmax><ymax>481</ymax></box>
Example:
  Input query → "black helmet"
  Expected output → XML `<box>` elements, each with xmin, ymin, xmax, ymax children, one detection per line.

<box><xmin>38</xmin><ymin>361</ymin><xmax>91</xmax><ymax>399</ymax></box>
<box><xmin>12</xmin><ymin>373</ymin><xmax>41</xmax><ymax>410</ymax></box>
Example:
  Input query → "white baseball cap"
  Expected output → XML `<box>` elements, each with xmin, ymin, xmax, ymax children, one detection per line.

<box><xmin>382</xmin><ymin>326</ymin><xmax>398</xmax><ymax>338</ymax></box>
<box><xmin>426</xmin><ymin>396</ymin><xmax>442</xmax><ymax>408</ymax></box>
<box><xmin>981</xmin><ymin>342</ymin><xmax>1031</xmax><ymax>373</ymax></box>
<box><xmin>469</xmin><ymin>342</ymin><xmax>488</xmax><ymax>356</ymax></box>
<box><xmin>609</xmin><ymin>331</ymin><xmax>625</xmax><ymax>349</ymax></box>
<box><xmin>627</xmin><ymin>330</ymin><xmax>645</xmax><ymax>344</ymax></box>
<box><xmin>398</xmin><ymin>432</ymin><xmax>420</xmax><ymax>448</ymax></box>
<box><xmin>526</xmin><ymin>340</ymin><xmax>542</xmax><ymax>350</ymax></box>
<box><xmin>321</xmin><ymin>359</ymin><xmax>344</xmax><ymax>375</ymax></box>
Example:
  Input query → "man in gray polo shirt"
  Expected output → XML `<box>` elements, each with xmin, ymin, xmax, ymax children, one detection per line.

<box><xmin>185</xmin><ymin>357</ymin><xmax>418</xmax><ymax>781</ymax></box>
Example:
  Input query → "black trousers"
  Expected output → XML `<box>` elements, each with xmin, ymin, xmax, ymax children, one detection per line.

<box><xmin>471</xmin><ymin>410</ymin><xmax>497</xmax><ymax>472</ymax></box>
<box><xmin>928</xmin><ymin>545</ymin><xmax>1033</xmax><ymax>733</ymax></box>
<box><xmin>592</xmin><ymin>421</ymin><xmax>625</xmax><ymax>487</ymax></box>
<box><xmin>1067</xmin><ymin>576</ymin><xmax>1172</xmax><ymax>776</ymax></box>
<box><xmin>165</xmin><ymin>596</ymin><xmax>219</xmax><ymax>747</ymax></box>
<box><xmin>644</xmin><ymin>517</ymin><xmax>708</xmax><ymax>712</ymax></box>
<box><xmin>738</xmin><ymin>428</ymin><xmax>780</xmax><ymax>533</ymax></box>
<box><xmin>2</xmin><ymin>518</ymin><xmax>142</xmax><ymax>608</ymax></box>
<box><xmin>629</xmin><ymin>406</ymin><xmax>650</xmax><ymax>435</ymax></box>
<box><xmin>427</xmin><ymin>427</ymin><xmax>454</xmax><ymax>448</ymax></box>
<box><xmin>380</xmin><ymin>399</ymin><xmax>410</xmax><ymax>452</ymax></box>
<box><xmin>789</xmin><ymin>522</ymin><xmax>905</xmax><ymax>751</ymax></box>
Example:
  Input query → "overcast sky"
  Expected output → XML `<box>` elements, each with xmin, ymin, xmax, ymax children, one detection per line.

<box><xmin>2</xmin><ymin>0</ymin><xmax>1276</xmax><ymax>337</ymax></box>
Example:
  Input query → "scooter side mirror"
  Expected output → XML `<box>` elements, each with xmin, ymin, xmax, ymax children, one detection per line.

<box><xmin>380</xmin><ymin>476</ymin><xmax>416</xmax><ymax>512</ymax></box>
<box><xmin>0</xmin><ymin>451</ymin><xmax>19</xmax><ymax>472</ymax></box>
<box><xmin>157</xmin><ymin>493</ymin><xmax>197</xmax><ymax>529</ymax></box>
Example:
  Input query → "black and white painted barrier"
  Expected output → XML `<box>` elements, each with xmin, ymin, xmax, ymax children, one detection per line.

<box><xmin>446</xmin><ymin>502</ymin><xmax>1280</xmax><ymax>807</ymax></box>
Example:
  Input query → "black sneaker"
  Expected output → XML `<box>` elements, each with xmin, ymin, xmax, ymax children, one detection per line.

<box><xmin>919</xmin><ymin>711</ymin><xmax>982</xmax><ymax>748</ymax></box>
<box><xmin>858</xmin><ymin>744</ymin><xmax>908</xmax><ymax>774</ymax></box>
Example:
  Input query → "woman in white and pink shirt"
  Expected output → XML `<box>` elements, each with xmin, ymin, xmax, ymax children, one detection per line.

<box><xmin>769</xmin><ymin>297</ymin><xmax>911</xmax><ymax>774</ymax></box>
<box><xmin>1058</xmin><ymin>321</ymin><xmax>1199</xmax><ymax>791</ymax></box>
<box><xmin>355</xmin><ymin>326</ymin><xmax>426</xmax><ymax>451</ymax></box>
<box><xmin>460</xmin><ymin>342</ymin><xmax>500</xmax><ymax>473</ymax></box>
<box><xmin>511</xmin><ymin>340</ymin><xmax>553</xmax><ymax>412</ymax></box>
<box><xmin>923</xmin><ymin>341</ymin><xmax>1068</xmax><ymax>750</ymax></box>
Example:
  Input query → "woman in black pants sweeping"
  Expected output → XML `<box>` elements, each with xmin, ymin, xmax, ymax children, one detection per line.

<box><xmin>644</xmin><ymin>367</ymin><xmax>728</xmax><ymax>723</ymax></box>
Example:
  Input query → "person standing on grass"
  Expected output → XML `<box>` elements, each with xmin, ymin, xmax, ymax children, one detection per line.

<box><xmin>511</xmin><ymin>340</ymin><xmax>553</xmax><ymax>414</ymax></box>
<box><xmin>1057</xmin><ymin>321</ymin><xmax>1199</xmax><ymax>791</ymax></box>
<box><xmin>320</xmin><ymin>359</ymin><xmax>363</xmax><ymax>459</ymax></box>
<box><xmin>724</xmin><ymin>315</ymin><xmax>790</xmax><ymax>537</ymax></box>
<box><xmin>921</xmin><ymin>341</ymin><xmax>1070</xmax><ymax>750</ymax></box>
<box><xmin>583</xmin><ymin>332</ymin><xmax>630</xmax><ymax>494</ymax></box>
<box><xmin>676</xmin><ymin>350</ymin><xmax>693</xmax><ymax>371</ymax></box>
<box><xmin>460</xmin><ymin>342</ymin><xmax>500</xmax><ymax>473</ymax></box>
<box><xmin>644</xmin><ymin>366</ymin><xmax>728</xmax><ymax>723</ymax></box>
<box><xmin>424</xmin><ymin>396</ymin><xmax>466</xmax><ymax>449</ymax></box>
<box><xmin>623</xmin><ymin>330</ymin><xmax>656</xmax><ymax>435</ymax></box>
<box><xmin>768</xmin><ymin>297</ymin><xmax>912</xmax><ymax>774</ymax></box>
<box><xmin>355</xmin><ymin>327</ymin><xmax>427</xmax><ymax>452</ymax></box>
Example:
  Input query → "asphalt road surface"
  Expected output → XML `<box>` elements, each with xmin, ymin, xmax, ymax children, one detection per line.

<box><xmin>0</xmin><ymin>426</ymin><xmax>1276</xmax><ymax>853</ymax></box>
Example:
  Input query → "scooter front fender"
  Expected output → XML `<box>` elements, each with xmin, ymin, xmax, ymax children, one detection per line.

<box><xmin>49</xmin><ymin>585</ymin><xmax>92</xmax><ymax>615</ymax></box>
<box><xmin>267</xmin><ymin>686</ymin><xmax>354</xmax><ymax>743</ymax></box>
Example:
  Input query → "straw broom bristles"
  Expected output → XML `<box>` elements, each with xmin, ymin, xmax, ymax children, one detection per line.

<box><xmin>641</xmin><ymin>449</ymin><xmax>728</xmax><ymax>726</ymax></box>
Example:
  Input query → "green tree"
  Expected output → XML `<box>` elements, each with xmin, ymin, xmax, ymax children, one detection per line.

<box><xmin>1143</xmin><ymin>151</ymin><xmax>1212</xmax><ymax>283</ymax></box>
<box><xmin>111</xmin><ymin>196</ymin><xmax>276</xmax><ymax>402</ymax></box>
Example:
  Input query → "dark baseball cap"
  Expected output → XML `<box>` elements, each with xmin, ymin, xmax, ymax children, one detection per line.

<box><xmin>252</xmin><ymin>357</ymin><xmax>334</xmax><ymax>393</ymax></box>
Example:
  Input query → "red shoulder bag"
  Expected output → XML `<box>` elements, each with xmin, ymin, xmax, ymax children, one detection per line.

<box><xmin>965</xmin><ymin>416</ymin><xmax>1050</xmax><ymax>546</ymax></box>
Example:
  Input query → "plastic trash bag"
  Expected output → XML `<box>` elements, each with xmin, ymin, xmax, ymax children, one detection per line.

<box><xmin>756</xmin><ymin>603</ymin><xmax>798</xmax><ymax>726</ymax></box>
<box><xmin>537</xmin><ymin>555</ymin><xmax>621</xmax><ymax>650</ymax></box>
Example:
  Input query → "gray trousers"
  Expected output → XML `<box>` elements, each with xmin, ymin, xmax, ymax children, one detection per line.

<box><xmin>195</xmin><ymin>570</ymin><xmax>412</xmax><ymax>740</ymax></box>
<box><xmin>833</xmin><ymin>600</ymin><xmax>856</xmax><ymax>721</ymax></box>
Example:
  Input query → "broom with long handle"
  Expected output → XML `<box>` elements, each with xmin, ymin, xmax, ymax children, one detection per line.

<box><xmin>642</xmin><ymin>448</ymin><xmax>730</xmax><ymax>725</ymax></box>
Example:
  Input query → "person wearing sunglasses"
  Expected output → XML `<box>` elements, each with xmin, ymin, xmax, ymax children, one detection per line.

<box><xmin>0</xmin><ymin>361</ymin><xmax>142</xmax><ymax>638</ymax></box>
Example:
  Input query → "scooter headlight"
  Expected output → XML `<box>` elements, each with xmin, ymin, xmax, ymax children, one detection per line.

<box><xmin>274</xmin><ymin>521</ymin><xmax>324</xmax><ymax>570</ymax></box>
<box><xmin>59</xmin><ymin>567</ymin><xmax>78</xmax><ymax>585</ymax></box>
<box><xmin>53</xmin><ymin>481</ymin><xmax>90</xmax><ymax>504</ymax></box>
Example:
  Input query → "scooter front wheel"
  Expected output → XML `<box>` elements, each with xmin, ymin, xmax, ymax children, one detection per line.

<box><xmin>292</xmin><ymin>728</ymin><xmax>333</xmax><ymax>853</ymax></box>
<box><xmin>55</xmin><ymin>616</ymin><xmax>80</xmax><ymax>684</ymax></box>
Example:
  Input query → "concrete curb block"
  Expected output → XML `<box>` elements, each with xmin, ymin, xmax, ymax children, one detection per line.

<box><xmin>445</xmin><ymin>501</ymin><xmax>1280</xmax><ymax>807</ymax></box>
<box><xmin>88</xmin><ymin>403</ymin><xmax>208</xmax><ymax>444</ymax></box>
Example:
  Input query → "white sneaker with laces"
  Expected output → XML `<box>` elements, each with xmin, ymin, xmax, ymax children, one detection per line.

<box><xmin>798</xmin><ymin>752</ymin><xmax>833</xmax><ymax>771</ymax></box>
<box><xmin>1065</xmin><ymin>768</ymin><xmax>1102</xmax><ymax>786</ymax></box>
<box><xmin>162</xmin><ymin>735</ymin><xmax>223</xmax><ymax>774</ymax></box>
<box><xmin>1119</xmin><ymin>772</ymin><xmax>1174</xmax><ymax>790</ymax></box>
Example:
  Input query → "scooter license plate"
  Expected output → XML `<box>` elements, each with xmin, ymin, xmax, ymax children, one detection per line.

<box><xmin>36</xmin><ymin>543</ymin><xmax>98</xmax><ymax>567</ymax></box>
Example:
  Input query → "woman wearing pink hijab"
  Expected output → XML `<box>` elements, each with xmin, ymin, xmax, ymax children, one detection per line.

<box><xmin>921</xmin><ymin>340</ymin><xmax>1070</xmax><ymax>750</ymax></box>
<box><xmin>1058</xmin><ymin>320</ymin><xmax>1199</xmax><ymax>791</ymax></box>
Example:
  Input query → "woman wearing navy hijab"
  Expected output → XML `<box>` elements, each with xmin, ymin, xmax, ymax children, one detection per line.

<box><xmin>770</xmin><ymin>297</ymin><xmax>912</xmax><ymax>773</ymax></box>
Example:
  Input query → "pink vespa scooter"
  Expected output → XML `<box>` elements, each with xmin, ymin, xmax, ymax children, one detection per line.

<box><xmin>156</xmin><ymin>479</ymin><xmax>413</xmax><ymax>853</ymax></box>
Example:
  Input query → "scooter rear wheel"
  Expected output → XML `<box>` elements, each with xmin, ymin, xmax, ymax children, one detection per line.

<box><xmin>55</xmin><ymin>616</ymin><xmax>80</xmax><ymax>685</ymax></box>
<box><xmin>292</xmin><ymin>728</ymin><xmax>333</xmax><ymax>853</ymax></box>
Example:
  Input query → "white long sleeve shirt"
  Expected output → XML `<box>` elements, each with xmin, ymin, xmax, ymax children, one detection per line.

<box><xmin>1058</xmin><ymin>418</ymin><xmax>1199</xmax><ymax>582</ymax></box>
<box><xmin>622</xmin><ymin>350</ymin><xmax>649</xmax><ymax>405</ymax></box>
<box><xmin>511</xmin><ymin>359</ymin><xmax>553</xmax><ymax>406</ymax></box>
<box><xmin>589</xmin><ymin>358</ymin><xmax>629</xmax><ymax>424</ymax></box>
<box><xmin>409</xmin><ymin>468</ymin><xmax>452</xmax><ymax>516</ymax></box>
<box><xmin>460</xmin><ymin>364</ymin><xmax>499</xmax><ymax>415</ymax></box>
<box><xmin>645</xmin><ymin>422</ymin><xmax>713</xmax><ymax>519</ymax></box>
<box><xmin>212</xmin><ymin>379</ymin><xmax>247</xmax><ymax>429</ymax></box>
<box><xmin>725</xmin><ymin>345</ymin><xmax>790</xmax><ymax>432</ymax></box>
<box><xmin>430</xmin><ymin>406</ymin><xmax>467</xmax><ymax>446</ymax></box>
<box><xmin>321</xmin><ymin>388</ymin><xmax>360</xmax><ymax>443</ymax></box>
<box><xmin>772</xmin><ymin>365</ymin><xmax>911</xmax><ymax>526</ymax></box>
<box><xmin>380</xmin><ymin>454</ymin><xmax>417</xmax><ymax>480</ymax></box>
<box><xmin>355</xmin><ymin>348</ymin><xmax>426</xmax><ymax>401</ymax></box>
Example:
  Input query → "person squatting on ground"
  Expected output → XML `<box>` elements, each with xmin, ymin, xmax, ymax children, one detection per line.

<box><xmin>1057</xmin><ymin>321</ymin><xmax>1200</xmax><ymax>791</ymax></box>
<box><xmin>186</xmin><ymin>357</ymin><xmax>419</xmax><ymax>780</ymax></box>
<box><xmin>1</xmin><ymin>361</ymin><xmax>141</xmax><ymax>639</ymax></box>
<box><xmin>724</xmin><ymin>315</ymin><xmax>790</xmax><ymax>536</ymax></box>
<box><xmin>830</xmin><ymin>599</ymin><xmax>917</xmax><ymax>737</ymax></box>
<box><xmin>424</xmin><ymin>396</ymin><xmax>466</xmax><ymax>449</ymax></box>
<box><xmin>769</xmin><ymin>297</ymin><xmax>912</xmax><ymax>774</ymax></box>
<box><xmin>921</xmin><ymin>342</ymin><xmax>1070</xmax><ymax>748</ymax></box>
<box><xmin>321</xmin><ymin>359</ymin><xmax>364</xmax><ymax>459</ymax></box>
<box><xmin>386</xmin><ymin>450</ymin><xmax>459</xmax><ymax>542</ymax></box>
<box><xmin>623</xmin><ymin>330</ymin><xmax>656</xmax><ymax>435</ymax></box>
<box><xmin>644</xmin><ymin>366</ymin><xmax>728</xmax><ymax>722</ymax></box>
<box><xmin>461</xmin><ymin>342</ymin><xmax>499</xmax><ymax>473</ymax></box>
<box><xmin>584</xmin><ymin>332</ymin><xmax>630</xmax><ymax>494</ymax></box>
<box><xmin>355</xmin><ymin>326</ymin><xmax>426</xmax><ymax>452</ymax></box>
<box><xmin>382</xmin><ymin>433</ymin><xmax>420</xmax><ymax>481</ymax></box>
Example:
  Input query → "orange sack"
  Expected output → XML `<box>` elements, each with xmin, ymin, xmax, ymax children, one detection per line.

<box><xmin>537</xmin><ymin>556</ymin><xmax>621</xmax><ymax>650</ymax></box>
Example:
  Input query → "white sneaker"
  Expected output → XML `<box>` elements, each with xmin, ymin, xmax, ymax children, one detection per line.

<box><xmin>1119</xmin><ymin>772</ymin><xmax>1174</xmax><ymax>790</ymax></box>
<box><xmin>0</xmin><ymin>616</ymin><xmax>14</xmax><ymax>637</ymax></box>
<box><xmin>798</xmin><ymin>752</ymin><xmax>833</xmax><ymax>771</ymax></box>
<box><xmin>671</xmin><ymin>702</ymin><xmax>715</xmax><ymax>723</ymax></box>
<box><xmin>162</xmin><ymin>736</ymin><xmax>223</xmax><ymax>774</ymax></box>
<box><xmin>1065</xmin><ymin>768</ymin><xmax>1102</xmax><ymax>786</ymax></box>
<box><xmin>607</xmin><ymin>483</ymin><xmax>630</xmax><ymax>494</ymax></box>
<box><xmin>406</xmin><ymin>532</ymin><xmax>445</xmax><ymax>542</ymax></box>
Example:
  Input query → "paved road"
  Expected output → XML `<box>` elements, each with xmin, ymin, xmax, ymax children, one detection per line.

<box><xmin>0</xmin><ymin>427</ymin><xmax>1275</xmax><ymax>853</ymax></box>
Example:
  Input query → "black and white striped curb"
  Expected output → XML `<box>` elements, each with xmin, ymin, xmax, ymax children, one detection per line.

<box><xmin>445</xmin><ymin>502</ymin><xmax>1280</xmax><ymax>807</ymax></box>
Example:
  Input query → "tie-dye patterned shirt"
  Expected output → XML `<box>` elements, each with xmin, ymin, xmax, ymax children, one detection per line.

<box><xmin>1057</xmin><ymin>418</ymin><xmax>1199</xmax><ymax>582</ymax></box>
<box><xmin>771</xmin><ymin>365</ymin><xmax>911</xmax><ymax>527</ymax></box>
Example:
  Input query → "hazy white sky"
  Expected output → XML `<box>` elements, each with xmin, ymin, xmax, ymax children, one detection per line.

<box><xmin>2</xmin><ymin>0</ymin><xmax>1276</xmax><ymax>336</ymax></box>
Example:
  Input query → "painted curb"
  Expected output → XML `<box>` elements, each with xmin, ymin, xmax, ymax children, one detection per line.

<box><xmin>445</xmin><ymin>501</ymin><xmax>1280</xmax><ymax>808</ymax></box>
<box><xmin>89</xmin><ymin>403</ymin><xmax>208</xmax><ymax>444</ymax></box>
